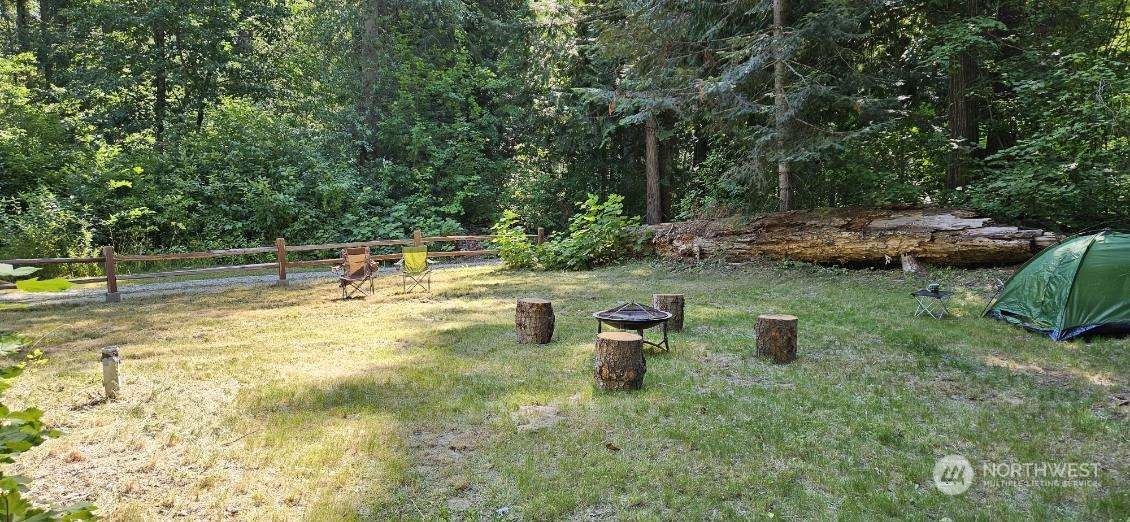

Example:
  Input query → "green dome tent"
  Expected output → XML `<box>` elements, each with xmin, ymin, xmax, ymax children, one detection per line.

<box><xmin>985</xmin><ymin>230</ymin><xmax>1130</xmax><ymax>341</ymax></box>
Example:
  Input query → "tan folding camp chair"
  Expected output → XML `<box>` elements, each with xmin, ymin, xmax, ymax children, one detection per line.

<box><xmin>333</xmin><ymin>246</ymin><xmax>377</xmax><ymax>299</ymax></box>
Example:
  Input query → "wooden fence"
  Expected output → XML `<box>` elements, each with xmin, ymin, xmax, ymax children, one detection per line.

<box><xmin>0</xmin><ymin>228</ymin><xmax>545</xmax><ymax>302</ymax></box>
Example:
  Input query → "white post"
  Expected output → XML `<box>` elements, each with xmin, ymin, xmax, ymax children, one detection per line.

<box><xmin>101</xmin><ymin>346</ymin><xmax>121</xmax><ymax>399</ymax></box>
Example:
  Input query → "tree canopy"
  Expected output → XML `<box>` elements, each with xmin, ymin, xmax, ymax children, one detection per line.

<box><xmin>1</xmin><ymin>0</ymin><xmax>1126</xmax><ymax>259</ymax></box>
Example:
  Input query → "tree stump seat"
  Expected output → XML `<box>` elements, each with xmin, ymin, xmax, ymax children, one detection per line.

<box><xmin>755</xmin><ymin>314</ymin><xmax>797</xmax><ymax>364</ymax></box>
<box><xmin>594</xmin><ymin>332</ymin><xmax>646</xmax><ymax>390</ymax></box>
<box><xmin>515</xmin><ymin>298</ymin><xmax>554</xmax><ymax>344</ymax></box>
<box><xmin>652</xmin><ymin>293</ymin><xmax>685</xmax><ymax>332</ymax></box>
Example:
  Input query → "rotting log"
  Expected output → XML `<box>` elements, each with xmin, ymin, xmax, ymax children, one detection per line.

<box><xmin>755</xmin><ymin>314</ymin><xmax>797</xmax><ymax>364</ymax></box>
<box><xmin>516</xmin><ymin>298</ymin><xmax>555</xmax><ymax>344</ymax></box>
<box><xmin>594</xmin><ymin>332</ymin><xmax>646</xmax><ymax>390</ymax></box>
<box><xmin>646</xmin><ymin>208</ymin><xmax>1060</xmax><ymax>267</ymax></box>
<box><xmin>652</xmin><ymin>294</ymin><xmax>685</xmax><ymax>332</ymax></box>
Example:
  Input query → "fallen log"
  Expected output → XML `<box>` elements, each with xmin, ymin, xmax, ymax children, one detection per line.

<box><xmin>646</xmin><ymin>208</ymin><xmax>1059</xmax><ymax>267</ymax></box>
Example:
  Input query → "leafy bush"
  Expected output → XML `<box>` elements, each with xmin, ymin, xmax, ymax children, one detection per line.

<box><xmin>0</xmin><ymin>188</ymin><xmax>94</xmax><ymax>276</ymax></box>
<box><xmin>491</xmin><ymin>210</ymin><xmax>537</xmax><ymax>269</ymax></box>
<box><xmin>960</xmin><ymin>53</ymin><xmax>1129</xmax><ymax>230</ymax></box>
<box><xmin>0</xmin><ymin>337</ymin><xmax>96</xmax><ymax>520</ymax></box>
<box><xmin>493</xmin><ymin>194</ymin><xmax>644</xmax><ymax>271</ymax></box>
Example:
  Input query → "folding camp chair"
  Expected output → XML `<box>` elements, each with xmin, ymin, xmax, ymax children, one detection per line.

<box><xmin>396</xmin><ymin>245</ymin><xmax>433</xmax><ymax>293</ymax></box>
<box><xmin>333</xmin><ymin>246</ymin><xmax>377</xmax><ymax>299</ymax></box>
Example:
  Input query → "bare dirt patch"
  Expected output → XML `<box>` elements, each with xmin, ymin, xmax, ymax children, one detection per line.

<box><xmin>510</xmin><ymin>405</ymin><xmax>564</xmax><ymax>432</ymax></box>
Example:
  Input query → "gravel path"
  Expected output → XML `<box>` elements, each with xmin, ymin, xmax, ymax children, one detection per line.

<box><xmin>0</xmin><ymin>259</ymin><xmax>500</xmax><ymax>307</ymax></box>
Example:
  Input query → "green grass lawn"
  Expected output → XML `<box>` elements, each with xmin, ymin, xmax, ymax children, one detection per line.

<box><xmin>1</xmin><ymin>262</ymin><xmax>1126</xmax><ymax>520</ymax></box>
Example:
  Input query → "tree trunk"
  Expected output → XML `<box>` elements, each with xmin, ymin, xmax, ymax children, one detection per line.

<box><xmin>515</xmin><ymin>298</ymin><xmax>554</xmax><ymax>344</ymax></box>
<box><xmin>984</xmin><ymin>1</ymin><xmax>1022</xmax><ymax>158</ymax></box>
<box><xmin>14</xmin><ymin>0</ymin><xmax>29</xmax><ymax>52</ymax></box>
<box><xmin>645</xmin><ymin>116</ymin><xmax>662</xmax><ymax>225</ymax></box>
<box><xmin>0</xmin><ymin>1</ymin><xmax>13</xmax><ymax>52</ymax></box>
<box><xmin>152</xmin><ymin>22</ymin><xmax>168</xmax><ymax>145</ymax></box>
<box><xmin>36</xmin><ymin>0</ymin><xmax>58</xmax><ymax>83</ymax></box>
<box><xmin>659</xmin><ymin>114</ymin><xmax>675</xmax><ymax>221</ymax></box>
<box><xmin>652</xmin><ymin>294</ymin><xmax>685</xmax><ymax>332</ymax></box>
<box><xmin>358</xmin><ymin>0</ymin><xmax>382</xmax><ymax>169</ymax></box>
<box><xmin>945</xmin><ymin>0</ymin><xmax>980</xmax><ymax>189</ymax></box>
<box><xmin>646</xmin><ymin>207</ymin><xmax>1060</xmax><ymax>267</ymax></box>
<box><xmin>594</xmin><ymin>332</ymin><xmax>646</xmax><ymax>391</ymax></box>
<box><xmin>692</xmin><ymin>126</ymin><xmax>709</xmax><ymax>171</ymax></box>
<box><xmin>773</xmin><ymin>0</ymin><xmax>792</xmax><ymax>211</ymax></box>
<box><xmin>756</xmin><ymin>314</ymin><xmax>797</xmax><ymax>364</ymax></box>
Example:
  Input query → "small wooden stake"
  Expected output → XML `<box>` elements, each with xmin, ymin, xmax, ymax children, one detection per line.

<box><xmin>275</xmin><ymin>237</ymin><xmax>288</xmax><ymax>287</ymax></box>
<box><xmin>103</xmin><ymin>245</ymin><xmax>120</xmax><ymax>303</ymax></box>
<box><xmin>413</xmin><ymin>229</ymin><xmax>424</xmax><ymax>246</ymax></box>
<box><xmin>594</xmin><ymin>332</ymin><xmax>646</xmax><ymax>390</ymax></box>
<box><xmin>101</xmin><ymin>346</ymin><xmax>121</xmax><ymax>399</ymax></box>
<box><xmin>652</xmin><ymin>293</ymin><xmax>685</xmax><ymax>332</ymax></box>
<box><xmin>536</xmin><ymin>227</ymin><xmax>546</xmax><ymax>245</ymax></box>
<box><xmin>515</xmin><ymin>298</ymin><xmax>555</xmax><ymax>344</ymax></box>
<box><xmin>755</xmin><ymin>314</ymin><xmax>798</xmax><ymax>364</ymax></box>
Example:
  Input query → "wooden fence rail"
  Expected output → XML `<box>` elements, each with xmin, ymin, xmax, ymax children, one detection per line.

<box><xmin>0</xmin><ymin>228</ymin><xmax>545</xmax><ymax>302</ymax></box>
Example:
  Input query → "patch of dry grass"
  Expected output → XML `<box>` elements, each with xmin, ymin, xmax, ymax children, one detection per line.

<box><xmin>0</xmin><ymin>262</ymin><xmax>1126</xmax><ymax>519</ymax></box>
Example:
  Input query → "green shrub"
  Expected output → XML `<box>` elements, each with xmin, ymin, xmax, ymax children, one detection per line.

<box><xmin>490</xmin><ymin>210</ymin><xmax>537</xmax><ymax>269</ymax></box>
<box><xmin>493</xmin><ymin>194</ymin><xmax>644</xmax><ymax>271</ymax></box>
<box><xmin>0</xmin><ymin>188</ymin><xmax>95</xmax><ymax>276</ymax></box>
<box><xmin>0</xmin><ymin>338</ymin><xmax>96</xmax><ymax>520</ymax></box>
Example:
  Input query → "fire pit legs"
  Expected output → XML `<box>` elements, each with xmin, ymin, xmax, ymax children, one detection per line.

<box><xmin>634</xmin><ymin>322</ymin><xmax>669</xmax><ymax>353</ymax></box>
<box><xmin>592</xmin><ymin>302</ymin><xmax>673</xmax><ymax>354</ymax></box>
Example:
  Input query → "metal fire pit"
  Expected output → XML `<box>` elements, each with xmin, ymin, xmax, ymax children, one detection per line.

<box><xmin>593</xmin><ymin>302</ymin><xmax>672</xmax><ymax>353</ymax></box>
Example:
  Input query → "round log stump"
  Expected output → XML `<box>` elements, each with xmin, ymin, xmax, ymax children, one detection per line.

<box><xmin>755</xmin><ymin>314</ymin><xmax>797</xmax><ymax>364</ymax></box>
<box><xmin>652</xmin><ymin>293</ymin><xmax>685</xmax><ymax>332</ymax></box>
<box><xmin>515</xmin><ymin>298</ymin><xmax>555</xmax><ymax>344</ymax></box>
<box><xmin>594</xmin><ymin>332</ymin><xmax>646</xmax><ymax>390</ymax></box>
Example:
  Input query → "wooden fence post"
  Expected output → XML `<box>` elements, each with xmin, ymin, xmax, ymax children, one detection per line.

<box><xmin>413</xmin><ymin>229</ymin><xmax>423</xmax><ymax>246</ymax></box>
<box><xmin>103</xmin><ymin>245</ymin><xmax>120</xmax><ymax>303</ymax></box>
<box><xmin>275</xmin><ymin>237</ymin><xmax>288</xmax><ymax>287</ymax></box>
<box><xmin>537</xmin><ymin>227</ymin><xmax>546</xmax><ymax>245</ymax></box>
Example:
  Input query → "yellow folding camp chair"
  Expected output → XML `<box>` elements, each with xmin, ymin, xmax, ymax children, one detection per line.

<box><xmin>396</xmin><ymin>245</ymin><xmax>433</xmax><ymax>292</ymax></box>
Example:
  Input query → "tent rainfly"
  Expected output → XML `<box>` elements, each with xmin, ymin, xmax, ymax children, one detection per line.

<box><xmin>985</xmin><ymin>230</ymin><xmax>1130</xmax><ymax>341</ymax></box>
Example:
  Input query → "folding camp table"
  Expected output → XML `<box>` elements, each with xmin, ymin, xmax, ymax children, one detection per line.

<box><xmin>912</xmin><ymin>288</ymin><xmax>953</xmax><ymax>319</ymax></box>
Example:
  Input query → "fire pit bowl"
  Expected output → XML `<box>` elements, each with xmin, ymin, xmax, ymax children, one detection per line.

<box><xmin>593</xmin><ymin>302</ymin><xmax>673</xmax><ymax>352</ymax></box>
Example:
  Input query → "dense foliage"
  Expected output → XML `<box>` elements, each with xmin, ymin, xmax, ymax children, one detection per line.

<box><xmin>0</xmin><ymin>0</ymin><xmax>1126</xmax><ymax>260</ymax></box>
<box><xmin>494</xmin><ymin>194</ymin><xmax>644</xmax><ymax>270</ymax></box>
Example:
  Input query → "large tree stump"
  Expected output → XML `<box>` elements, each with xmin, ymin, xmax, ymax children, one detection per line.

<box><xmin>515</xmin><ymin>298</ymin><xmax>555</xmax><ymax>344</ymax></box>
<box><xmin>594</xmin><ymin>332</ymin><xmax>646</xmax><ymax>390</ymax></box>
<box><xmin>652</xmin><ymin>293</ymin><xmax>685</xmax><ymax>332</ymax></box>
<box><xmin>755</xmin><ymin>314</ymin><xmax>797</xmax><ymax>364</ymax></box>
